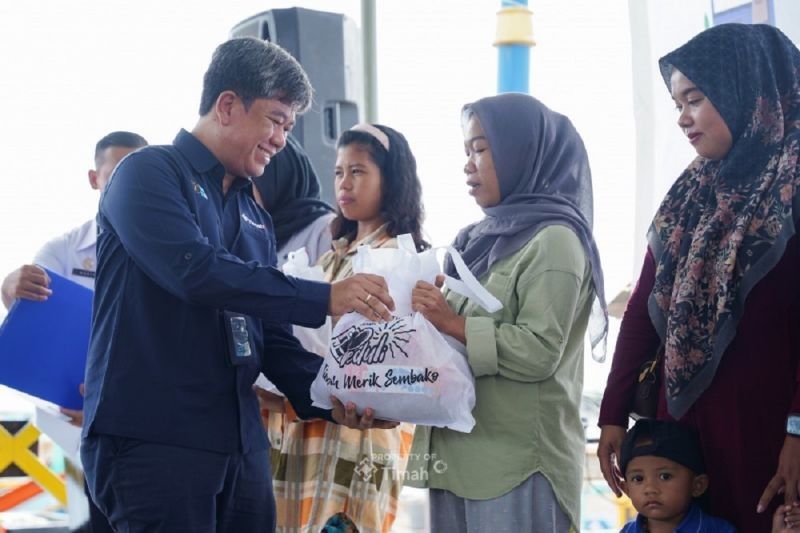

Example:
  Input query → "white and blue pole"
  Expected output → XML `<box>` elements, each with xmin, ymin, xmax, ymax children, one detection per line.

<box><xmin>495</xmin><ymin>0</ymin><xmax>535</xmax><ymax>94</ymax></box>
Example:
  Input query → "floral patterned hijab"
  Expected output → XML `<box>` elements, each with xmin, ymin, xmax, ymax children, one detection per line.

<box><xmin>651</xmin><ymin>24</ymin><xmax>800</xmax><ymax>418</ymax></box>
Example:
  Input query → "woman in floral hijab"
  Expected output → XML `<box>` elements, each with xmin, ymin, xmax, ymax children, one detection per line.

<box><xmin>598</xmin><ymin>23</ymin><xmax>800</xmax><ymax>531</ymax></box>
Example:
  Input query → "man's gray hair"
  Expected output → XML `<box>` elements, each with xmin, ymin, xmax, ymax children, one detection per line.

<box><xmin>199</xmin><ymin>37</ymin><xmax>313</xmax><ymax>115</ymax></box>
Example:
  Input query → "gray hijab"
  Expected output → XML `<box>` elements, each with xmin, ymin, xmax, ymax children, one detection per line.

<box><xmin>445</xmin><ymin>93</ymin><xmax>608</xmax><ymax>354</ymax></box>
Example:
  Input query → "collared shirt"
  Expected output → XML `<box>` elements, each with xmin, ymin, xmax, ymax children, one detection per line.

<box><xmin>621</xmin><ymin>502</ymin><xmax>737</xmax><ymax>532</ymax></box>
<box><xmin>34</xmin><ymin>218</ymin><xmax>97</xmax><ymax>290</ymax></box>
<box><xmin>83</xmin><ymin>129</ymin><xmax>332</xmax><ymax>454</ymax></box>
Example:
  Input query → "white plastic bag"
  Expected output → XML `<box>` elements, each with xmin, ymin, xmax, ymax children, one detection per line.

<box><xmin>309</xmin><ymin>235</ymin><xmax>502</xmax><ymax>433</ymax></box>
<box><xmin>281</xmin><ymin>247</ymin><xmax>325</xmax><ymax>282</ymax></box>
<box><xmin>255</xmin><ymin>247</ymin><xmax>332</xmax><ymax>394</ymax></box>
<box><xmin>281</xmin><ymin>248</ymin><xmax>332</xmax><ymax>357</ymax></box>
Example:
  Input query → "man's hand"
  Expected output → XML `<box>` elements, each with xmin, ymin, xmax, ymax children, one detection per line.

<box><xmin>598</xmin><ymin>424</ymin><xmax>627</xmax><ymax>497</ymax></box>
<box><xmin>330</xmin><ymin>396</ymin><xmax>399</xmax><ymax>430</ymax></box>
<box><xmin>329</xmin><ymin>273</ymin><xmax>394</xmax><ymax>321</ymax></box>
<box><xmin>253</xmin><ymin>386</ymin><xmax>286</xmax><ymax>414</ymax></box>
<box><xmin>60</xmin><ymin>407</ymin><xmax>84</xmax><ymax>428</ymax></box>
<box><xmin>1</xmin><ymin>265</ymin><xmax>52</xmax><ymax>309</ymax></box>
<box><xmin>59</xmin><ymin>383</ymin><xmax>85</xmax><ymax>428</ymax></box>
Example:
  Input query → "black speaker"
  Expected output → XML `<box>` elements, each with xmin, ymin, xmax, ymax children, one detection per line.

<box><xmin>231</xmin><ymin>8</ymin><xmax>363</xmax><ymax>206</ymax></box>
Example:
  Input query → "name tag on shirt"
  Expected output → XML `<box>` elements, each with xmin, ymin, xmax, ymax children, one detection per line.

<box><xmin>71</xmin><ymin>268</ymin><xmax>96</xmax><ymax>279</ymax></box>
<box><xmin>221</xmin><ymin>311</ymin><xmax>255</xmax><ymax>366</ymax></box>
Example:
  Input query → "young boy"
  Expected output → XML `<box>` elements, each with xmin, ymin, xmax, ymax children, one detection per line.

<box><xmin>619</xmin><ymin>419</ymin><xmax>735</xmax><ymax>532</ymax></box>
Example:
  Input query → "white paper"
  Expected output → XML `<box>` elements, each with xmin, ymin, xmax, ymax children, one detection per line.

<box><xmin>33</xmin><ymin>405</ymin><xmax>81</xmax><ymax>464</ymax></box>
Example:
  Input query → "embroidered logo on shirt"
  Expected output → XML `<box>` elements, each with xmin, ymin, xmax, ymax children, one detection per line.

<box><xmin>192</xmin><ymin>180</ymin><xmax>208</xmax><ymax>200</ymax></box>
<box><xmin>241</xmin><ymin>214</ymin><xmax>266</xmax><ymax>230</ymax></box>
<box><xmin>82</xmin><ymin>258</ymin><xmax>95</xmax><ymax>270</ymax></box>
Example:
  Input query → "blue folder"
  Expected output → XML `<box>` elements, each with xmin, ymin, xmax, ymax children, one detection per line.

<box><xmin>0</xmin><ymin>269</ymin><xmax>92</xmax><ymax>409</ymax></box>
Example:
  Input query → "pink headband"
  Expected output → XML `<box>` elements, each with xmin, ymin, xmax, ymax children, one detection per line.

<box><xmin>349</xmin><ymin>123</ymin><xmax>390</xmax><ymax>151</ymax></box>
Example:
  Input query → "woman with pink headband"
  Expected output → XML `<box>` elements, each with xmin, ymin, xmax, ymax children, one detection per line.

<box><xmin>264</xmin><ymin>123</ymin><xmax>428</xmax><ymax>532</ymax></box>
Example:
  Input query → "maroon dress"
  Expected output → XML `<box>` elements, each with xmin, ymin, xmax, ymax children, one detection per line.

<box><xmin>599</xmin><ymin>236</ymin><xmax>800</xmax><ymax>532</ymax></box>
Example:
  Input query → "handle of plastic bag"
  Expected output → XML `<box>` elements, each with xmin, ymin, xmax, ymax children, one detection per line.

<box><xmin>352</xmin><ymin>244</ymin><xmax>370</xmax><ymax>273</ymax></box>
<box><xmin>352</xmin><ymin>235</ymin><xmax>502</xmax><ymax>313</ymax></box>
<box><xmin>282</xmin><ymin>246</ymin><xmax>325</xmax><ymax>281</ymax></box>
<box><xmin>353</xmin><ymin>235</ymin><xmax>417</xmax><ymax>273</ymax></box>
<box><xmin>286</xmin><ymin>247</ymin><xmax>310</xmax><ymax>267</ymax></box>
<box><xmin>442</xmin><ymin>246</ymin><xmax>503</xmax><ymax>313</ymax></box>
<box><xmin>397</xmin><ymin>233</ymin><xmax>416</xmax><ymax>253</ymax></box>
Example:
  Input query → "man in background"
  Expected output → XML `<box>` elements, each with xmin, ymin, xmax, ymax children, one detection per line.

<box><xmin>0</xmin><ymin>130</ymin><xmax>147</xmax><ymax>532</ymax></box>
<box><xmin>1</xmin><ymin>131</ymin><xmax>147</xmax><ymax>307</ymax></box>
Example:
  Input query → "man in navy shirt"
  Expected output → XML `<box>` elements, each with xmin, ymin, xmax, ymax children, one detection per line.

<box><xmin>81</xmin><ymin>38</ymin><xmax>396</xmax><ymax>532</ymax></box>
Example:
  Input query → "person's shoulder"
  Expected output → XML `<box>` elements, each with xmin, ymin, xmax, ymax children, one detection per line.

<box><xmin>531</xmin><ymin>224</ymin><xmax>583</xmax><ymax>250</ymax></box>
<box><xmin>516</xmin><ymin>224</ymin><xmax>587</xmax><ymax>277</ymax></box>
<box><xmin>310</xmin><ymin>212</ymin><xmax>336</xmax><ymax>237</ymax></box>
<box><xmin>69</xmin><ymin>218</ymin><xmax>97</xmax><ymax>249</ymax></box>
<box><xmin>678</xmin><ymin>503</ymin><xmax>735</xmax><ymax>532</ymax></box>
<box><xmin>119</xmin><ymin>144</ymin><xmax>173</xmax><ymax>162</ymax></box>
<box><xmin>619</xmin><ymin>518</ymin><xmax>639</xmax><ymax>532</ymax></box>
<box><xmin>291</xmin><ymin>213</ymin><xmax>335</xmax><ymax>245</ymax></box>
<box><xmin>310</xmin><ymin>212</ymin><xmax>336</xmax><ymax>229</ymax></box>
<box><xmin>115</xmin><ymin>145</ymin><xmax>183</xmax><ymax>174</ymax></box>
<box><xmin>108</xmin><ymin>144</ymin><xmax>190</xmax><ymax>191</ymax></box>
<box><xmin>698</xmin><ymin>509</ymin><xmax>736</xmax><ymax>532</ymax></box>
<box><xmin>32</xmin><ymin>219</ymin><xmax>95</xmax><ymax>272</ymax></box>
<box><xmin>40</xmin><ymin>219</ymin><xmax>94</xmax><ymax>250</ymax></box>
<box><xmin>378</xmin><ymin>236</ymin><xmax>398</xmax><ymax>249</ymax></box>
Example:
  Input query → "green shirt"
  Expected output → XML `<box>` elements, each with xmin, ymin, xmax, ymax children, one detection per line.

<box><xmin>407</xmin><ymin>225</ymin><xmax>593</xmax><ymax>530</ymax></box>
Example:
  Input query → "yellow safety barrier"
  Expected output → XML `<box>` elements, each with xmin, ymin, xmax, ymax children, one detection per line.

<box><xmin>0</xmin><ymin>422</ymin><xmax>66</xmax><ymax>505</ymax></box>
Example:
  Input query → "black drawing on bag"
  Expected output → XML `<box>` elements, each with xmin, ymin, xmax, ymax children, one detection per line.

<box><xmin>330</xmin><ymin>316</ymin><xmax>415</xmax><ymax>368</ymax></box>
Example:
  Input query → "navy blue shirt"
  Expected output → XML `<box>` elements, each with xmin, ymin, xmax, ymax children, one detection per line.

<box><xmin>621</xmin><ymin>503</ymin><xmax>737</xmax><ymax>532</ymax></box>
<box><xmin>83</xmin><ymin>129</ymin><xmax>333</xmax><ymax>453</ymax></box>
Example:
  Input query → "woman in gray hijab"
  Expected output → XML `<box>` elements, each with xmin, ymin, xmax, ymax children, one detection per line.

<box><xmin>407</xmin><ymin>92</ymin><xmax>607</xmax><ymax>532</ymax></box>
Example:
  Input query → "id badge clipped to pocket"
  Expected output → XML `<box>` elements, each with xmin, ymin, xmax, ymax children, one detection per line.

<box><xmin>222</xmin><ymin>310</ymin><xmax>254</xmax><ymax>366</ymax></box>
